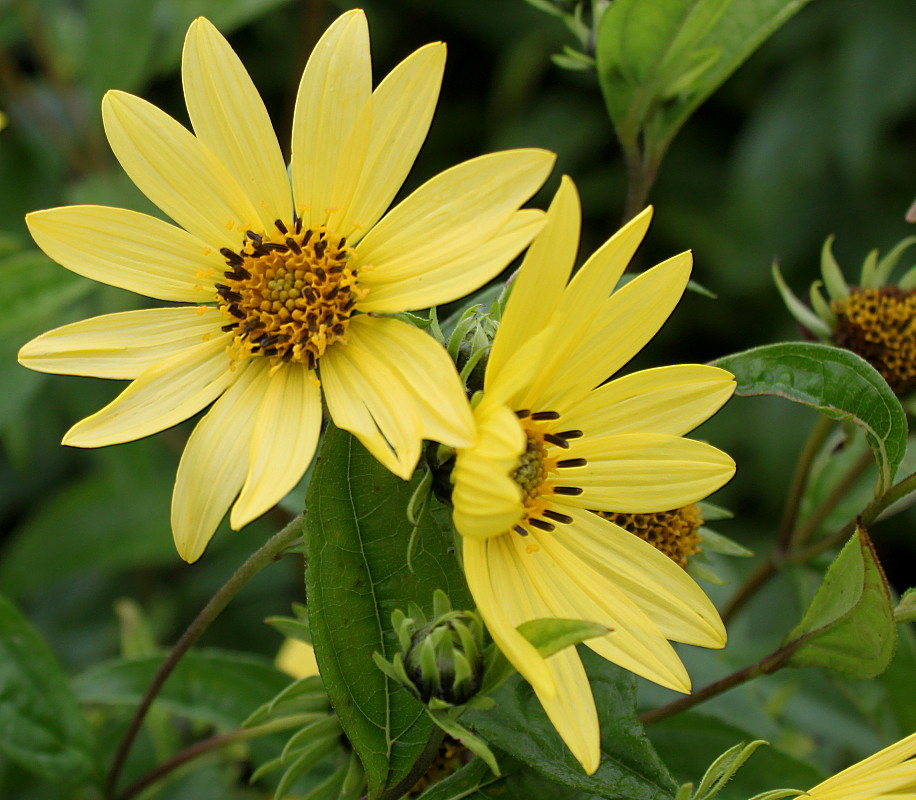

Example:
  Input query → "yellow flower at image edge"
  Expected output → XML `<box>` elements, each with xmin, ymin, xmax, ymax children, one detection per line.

<box><xmin>804</xmin><ymin>731</ymin><xmax>916</xmax><ymax>800</ymax></box>
<box><xmin>18</xmin><ymin>11</ymin><xmax>553</xmax><ymax>562</ymax></box>
<box><xmin>451</xmin><ymin>177</ymin><xmax>736</xmax><ymax>774</ymax></box>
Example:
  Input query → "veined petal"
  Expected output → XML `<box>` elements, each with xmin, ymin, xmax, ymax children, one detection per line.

<box><xmin>556</xmin><ymin>206</ymin><xmax>653</xmax><ymax>323</ymax></box>
<box><xmin>19</xmin><ymin>307</ymin><xmax>224</xmax><ymax>379</ymax></box>
<box><xmin>102</xmin><ymin>91</ymin><xmax>262</xmax><ymax>249</ymax></box>
<box><xmin>333</xmin><ymin>43</ymin><xmax>446</xmax><ymax>242</ymax></box>
<box><xmin>182</xmin><ymin>18</ymin><xmax>291</xmax><ymax>228</ymax></box>
<box><xmin>559</xmin><ymin>365</ymin><xmax>736</xmax><ymax>437</ymax></box>
<box><xmin>558</xmin><ymin>433</ymin><xmax>736</xmax><ymax>513</ymax></box>
<box><xmin>808</xmin><ymin>733</ymin><xmax>916</xmax><ymax>799</ymax></box>
<box><xmin>516</xmin><ymin>532</ymin><xmax>692</xmax><ymax>692</ymax></box>
<box><xmin>356</xmin><ymin>209</ymin><xmax>544</xmax><ymax>313</ymax></box>
<box><xmin>536</xmin><ymin>648</ymin><xmax>600</xmax><ymax>775</ymax></box>
<box><xmin>452</xmin><ymin>399</ymin><xmax>526</xmax><ymax>540</ymax></box>
<box><xmin>463</xmin><ymin>536</ymin><xmax>555</xmax><ymax>698</ymax></box>
<box><xmin>290</xmin><ymin>9</ymin><xmax>371</xmax><ymax>230</ymax></box>
<box><xmin>27</xmin><ymin>205</ymin><xmax>222</xmax><ymax>302</ymax></box>
<box><xmin>353</xmin><ymin>149</ymin><xmax>555</xmax><ymax>276</ymax></box>
<box><xmin>320</xmin><ymin>336</ymin><xmax>420</xmax><ymax>479</ymax></box>
<box><xmin>555</xmin><ymin>508</ymin><xmax>726</xmax><ymax>647</ymax></box>
<box><xmin>523</xmin><ymin>252</ymin><xmax>692</xmax><ymax>412</ymax></box>
<box><xmin>63</xmin><ymin>332</ymin><xmax>235</xmax><ymax>448</ymax></box>
<box><xmin>486</xmin><ymin>176</ymin><xmax>579</xmax><ymax>386</ymax></box>
<box><xmin>347</xmin><ymin>315</ymin><xmax>473</xmax><ymax>447</ymax></box>
<box><xmin>172</xmin><ymin>359</ymin><xmax>266</xmax><ymax>562</ymax></box>
<box><xmin>230</xmin><ymin>363</ymin><xmax>322</xmax><ymax>529</ymax></box>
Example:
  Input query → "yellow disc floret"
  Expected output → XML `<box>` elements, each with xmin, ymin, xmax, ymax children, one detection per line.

<box><xmin>216</xmin><ymin>219</ymin><xmax>363</xmax><ymax>369</ymax></box>
<box><xmin>600</xmin><ymin>505</ymin><xmax>704</xmax><ymax>568</ymax></box>
<box><xmin>831</xmin><ymin>286</ymin><xmax>916</xmax><ymax>396</ymax></box>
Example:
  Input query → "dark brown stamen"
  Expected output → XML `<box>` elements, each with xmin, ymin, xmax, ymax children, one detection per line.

<box><xmin>531</xmin><ymin>410</ymin><xmax>560</xmax><ymax>421</ymax></box>
<box><xmin>553</xmin><ymin>486</ymin><xmax>583</xmax><ymax>496</ymax></box>
<box><xmin>528</xmin><ymin>518</ymin><xmax>555</xmax><ymax>532</ymax></box>
<box><xmin>274</xmin><ymin>219</ymin><xmax>288</xmax><ymax>234</ymax></box>
<box><xmin>544</xmin><ymin>433</ymin><xmax>570</xmax><ymax>449</ymax></box>
<box><xmin>286</xmin><ymin>237</ymin><xmax>302</xmax><ymax>254</ymax></box>
<box><xmin>557</xmin><ymin>430</ymin><xmax>583</xmax><ymax>440</ymax></box>
<box><xmin>512</xmin><ymin>525</ymin><xmax>529</xmax><ymax>537</ymax></box>
<box><xmin>542</xmin><ymin>509</ymin><xmax>573</xmax><ymax>524</ymax></box>
<box><xmin>514</xmin><ymin>409</ymin><xmax>531</xmax><ymax>419</ymax></box>
<box><xmin>557</xmin><ymin>458</ymin><xmax>587</xmax><ymax>469</ymax></box>
<box><xmin>220</xmin><ymin>247</ymin><xmax>244</xmax><ymax>266</ymax></box>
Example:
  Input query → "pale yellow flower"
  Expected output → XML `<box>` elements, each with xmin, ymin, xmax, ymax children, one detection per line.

<box><xmin>19</xmin><ymin>11</ymin><xmax>553</xmax><ymax>562</ymax></box>
<box><xmin>276</xmin><ymin>638</ymin><xmax>320</xmax><ymax>681</ymax></box>
<box><xmin>451</xmin><ymin>177</ymin><xmax>735</xmax><ymax>773</ymax></box>
<box><xmin>804</xmin><ymin>731</ymin><xmax>916</xmax><ymax>800</ymax></box>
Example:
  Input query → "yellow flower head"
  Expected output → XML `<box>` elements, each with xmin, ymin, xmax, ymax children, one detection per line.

<box><xmin>805</xmin><ymin>731</ymin><xmax>916</xmax><ymax>800</ymax></box>
<box><xmin>451</xmin><ymin>177</ymin><xmax>736</xmax><ymax>774</ymax></box>
<box><xmin>18</xmin><ymin>11</ymin><xmax>554</xmax><ymax>562</ymax></box>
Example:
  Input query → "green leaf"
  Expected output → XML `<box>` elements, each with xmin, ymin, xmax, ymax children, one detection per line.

<box><xmin>714</xmin><ymin>342</ymin><xmax>908</xmax><ymax>494</ymax></box>
<box><xmin>82</xmin><ymin>0</ymin><xmax>158</xmax><ymax>100</ymax></box>
<box><xmin>597</xmin><ymin>0</ymin><xmax>814</xmax><ymax>157</ymax></box>
<box><xmin>414</xmin><ymin>757</ymin><xmax>502</xmax><ymax>800</ymax></box>
<box><xmin>464</xmin><ymin>650</ymin><xmax>677</xmax><ymax>799</ymax></box>
<box><xmin>73</xmin><ymin>648</ymin><xmax>290</xmax><ymax>729</ymax></box>
<box><xmin>0</xmin><ymin>592</ymin><xmax>97</xmax><ymax>788</ymax></box>
<box><xmin>693</xmin><ymin>739</ymin><xmax>769</xmax><ymax>800</ymax></box>
<box><xmin>895</xmin><ymin>588</ymin><xmax>916</xmax><ymax>623</ymax></box>
<box><xmin>304</xmin><ymin>424</ymin><xmax>473</xmax><ymax>800</ymax></box>
<box><xmin>783</xmin><ymin>530</ymin><xmax>896</xmax><ymax>678</ymax></box>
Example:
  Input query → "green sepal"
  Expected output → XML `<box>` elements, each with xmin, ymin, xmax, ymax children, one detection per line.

<box><xmin>873</xmin><ymin>235</ymin><xmax>916</xmax><ymax>286</ymax></box>
<box><xmin>746</xmin><ymin>790</ymin><xmax>806</xmax><ymax>800</ymax></box>
<box><xmin>339</xmin><ymin>752</ymin><xmax>367</xmax><ymax>800</ymax></box>
<box><xmin>687</xmin><ymin>558</ymin><xmax>728</xmax><ymax>586</ymax></box>
<box><xmin>697</xmin><ymin>500</ymin><xmax>733</xmax><ymax>521</ymax></box>
<box><xmin>242</xmin><ymin>676</ymin><xmax>329</xmax><ymax>727</ymax></box>
<box><xmin>428</xmin><ymin>708</ymin><xmax>501</xmax><ymax>776</ymax></box>
<box><xmin>698</xmin><ymin>527</ymin><xmax>753</xmax><ymax>557</ymax></box>
<box><xmin>265</xmin><ymin>615</ymin><xmax>312</xmax><ymax>645</ymax></box>
<box><xmin>692</xmin><ymin>739</ymin><xmax>769</xmax><ymax>800</ymax></box>
<box><xmin>898</xmin><ymin>263</ymin><xmax>916</xmax><ymax>290</ymax></box>
<box><xmin>860</xmin><ymin>247</ymin><xmax>881</xmax><ymax>288</ymax></box>
<box><xmin>809</xmin><ymin>280</ymin><xmax>837</xmax><ymax>327</ymax></box>
<box><xmin>772</xmin><ymin>261</ymin><xmax>832</xmax><ymax>339</ymax></box>
<box><xmin>675</xmin><ymin>783</ymin><xmax>694</xmax><ymax>800</ymax></box>
<box><xmin>820</xmin><ymin>235</ymin><xmax>848</xmax><ymax>301</ymax></box>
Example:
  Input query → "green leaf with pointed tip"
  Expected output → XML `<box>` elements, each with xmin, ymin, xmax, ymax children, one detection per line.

<box><xmin>714</xmin><ymin>342</ymin><xmax>907</xmax><ymax>494</ymax></box>
<box><xmin>304</xmin><ymin>424</ymin><xmax>472</xmax><ymax>800</ymax></box>
<box><xmin>465</xmin><ymin>650</ymin><xmax>677</xmax><ymax>800</ymax></box>
<box><xmin>0</xmin><ymin>593</ymin><xmax>97</xmax><ymax>789</ymax></box>
<box><xmin>783</xmin><ymin>530</ymin><xmax>895</xmax><ymax>678</ymax></box>
<box><xmin>894</xmin><ymin>588</ymin><xmax>916</xmax><ymax>623</ymax></box>
<box><xmin>597</xmin><ymin>0</ymin><xmax>814</xmax><ymax>158</ymax></box>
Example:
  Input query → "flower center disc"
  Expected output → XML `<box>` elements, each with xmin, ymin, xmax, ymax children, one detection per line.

<box><xmin>216</xmin><ymin>220</ymin><xmax>360</xmax><ymax>368</ymax></box>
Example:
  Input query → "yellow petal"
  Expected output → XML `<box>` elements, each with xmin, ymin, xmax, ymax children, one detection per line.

<box><xmin>516</xmin><ymin>531</ymin><xmax>692</xmax><ymax>692</ymax></box>
<box><xmin>452</xmin><ymin>399</ymin><xmax>526</xmax><ymax>540</ymax></box>
<box><xmin>319</xmin><ymin>337</ymin><xmax>420</xmax><ymax>479</ymax></box>
<box><xmin>356</xmin><ymin>209</ymin><xmax>543</xmax><ymax>313</ymax></box>
<box><xmin>333</xmin><ymin>42</ymin><xmax>446</xmax><ymax>242</ymax></box>
<box><xmin>277</xmin><ymin>638</ymin><xmax>320</xmax><ymax>680</ymax></box>
<box><xmin>102</xmin><ymin>90</ymin><xmax>261</xmax><ymax>249</ymax></box>
<box><xmin>559</xmin><ymin>365</ymin><xmax>735</xmax><ymax>437</ymax></box>
<box><xmin>290</xmin><ymin>9</ymin><xmax>371</xmax><ymax>230</ymax></box>
<box><xmin>347</xmin><ymin>316</ymin><xmax>473</xmax><ymax>447</ymax></box>
<box><xmin>231</xmin><ymin>364</ymin><xmax>322</xmax><ymax>528</ymax></box>
<box><xmin>172</xmin><ymin>359</ymin><xmax>267</xmax><ymax>562</ymax></box>
<box><xmin>808</xmin><ymin>732</ymin><xmax>916</xmax><ymax>799</ymax></box>
<box><xmin>558</xmin><ymin>433</ymin><xmax>736</xmax><ymax>513</ymax></box>
<box><xmin>353</xmin><ymin>149</ymin><xmax>555</xmax><ymax>276</ymax></box>
<box><xmin>555</xmin><ymin>507</ymin><xmax>726</xmax><ymax>648</ymax></box>
<box><xmin>463</xmin><ymin>536</ymin><xmax>555</xmax><ymax>698</ymax></box>
<box><xmin>19</xmin><ymin>307</ymin><xmax>224</xmax><ymax>379</ymax></box>
<box><xmin>63</xmin><ymin>333</ymin><xmax>235</xmax><ymax>448</ymax></box>
<box><xmin>182</xmin><ymin>18</ymin><xmax>291</xmax><ymax>228</ymax></box>
<box><xmin>535</xmin><ymin>648</ymin><xmax>600</xmax><ymax>774</ymax></box>
<box><xmin>523</xmin><ymin>252</ymin><xmax>692</xmax><ymax>412</ymax></box>
<box><xmin>486</xmin><ymin>176</ymin><xmax>579</xmax><ymax>387</ymax></box>
<box><xmin>27</xmin><ymin>205</ymin><xmax>221</xmax><ymax>302</ymax></box>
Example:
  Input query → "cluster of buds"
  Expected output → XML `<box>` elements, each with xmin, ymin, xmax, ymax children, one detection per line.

<box><xmin>375</xmin><ymin>590</ymin><xmax>485</xmax><ymax>708</ymax></box>
<box><xmin>774</xmin><ymin>234</ymin><xmax>916</xmax><ymax>395</ymax></box>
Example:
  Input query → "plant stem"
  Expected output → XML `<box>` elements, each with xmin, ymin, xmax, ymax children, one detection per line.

<box><xmin>639</xmin><ymin>646</ymin><xmax>794</xmax><ymax>726</ymax></box>
<box><xmin>720</xmin><ymin>555</ymin><xmax>778</xmax><ymax>627</ymax></box>
<box><xmin>622</xmin><ymin>144</ymin><xmax>658</xmax><ymax>225</ymax></box>
<box><xmin>113</xmin><ymin>713</ymin><xmax>318</xmax><ymax>800</ymax></box>
<box><xmin>777</xmin><ymin>415</ymin><xmax>834</xmax><ymax>551</ymax></box>
<box><xmin>106</xmin><ymin>515</ymin><xmax>305</xmax><ymax>797</ymax></box>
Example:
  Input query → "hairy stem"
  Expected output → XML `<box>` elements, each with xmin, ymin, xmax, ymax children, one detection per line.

<box><xmin>639</xmin><ymin>646</ymin><xmax>794</xmax><ymax>726</ymax></box>
<box><xmin>106</xmin><ymin>515</ymin><xmax>305</xmax><ymax>796</ymax></box>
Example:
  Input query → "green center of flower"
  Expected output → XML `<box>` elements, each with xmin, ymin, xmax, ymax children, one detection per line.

<box><xmin>216</xmin><ymin>219</ymin><xmax>362</xmax><ymax>368</ymax></box>
<box><xmin>509</xmin><ymin>409</ymin><xmax>585</xmax><ymax>536</ymax></box>
<box><xmin>831</xmin><ymin>286</ymin><xmax>916</xmax><ymax>395</ymax></box>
